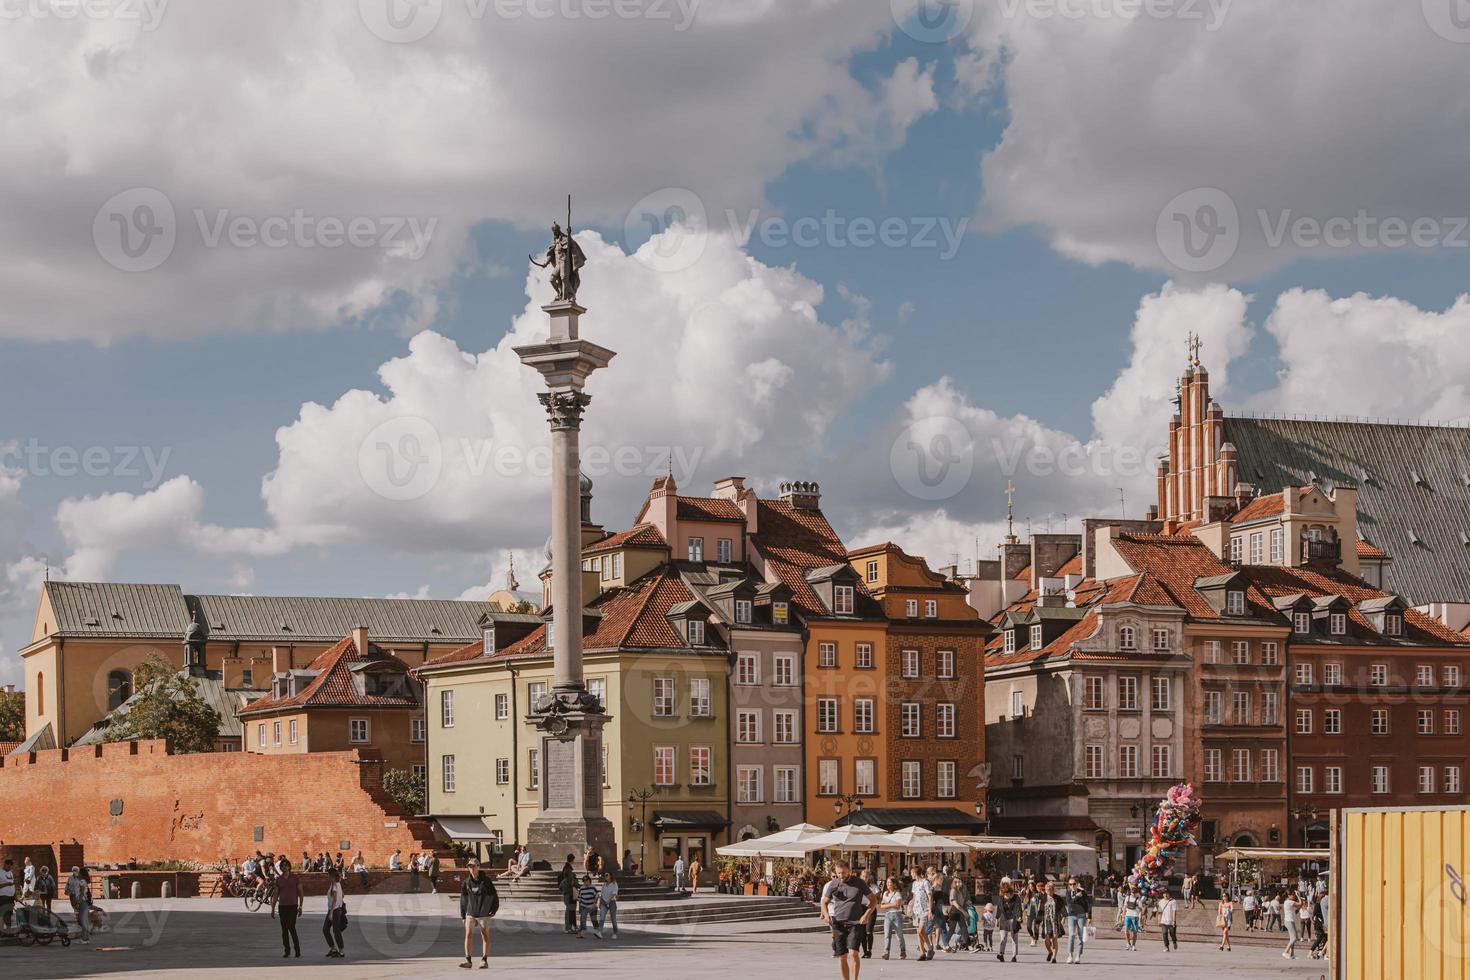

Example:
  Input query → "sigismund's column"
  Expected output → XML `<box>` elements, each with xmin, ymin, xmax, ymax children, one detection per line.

<box><xmin>514</xmin><ymin>215</ymin><xmax>617</xmax><ymax>863</ymax></box>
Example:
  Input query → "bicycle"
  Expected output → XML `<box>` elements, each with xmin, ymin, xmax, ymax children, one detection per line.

<box><xmin>243</xmin><ymin>879</ymin><xmax>277</xmax><ymax>913</ymax></box>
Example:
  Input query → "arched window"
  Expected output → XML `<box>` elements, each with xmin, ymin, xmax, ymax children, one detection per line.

<box><xmin>107</xmin><ymin>669</ymin><xmax>134</xmax><ymax>710</ymax></box>
<box><xmin>37</xmin><ymin>673</ymin><xmax>44</xmax><ymax>715</ymax></box>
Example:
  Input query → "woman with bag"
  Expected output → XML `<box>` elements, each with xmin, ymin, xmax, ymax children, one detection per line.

<box><xmin>323</xmin><ymin>867</ymin><xmax>348</xmax><ymax>959</ymax></box>
<box><xmin>1038</xmin><ymin>882</ymin><xmax>1062</xmax><ymax>963</ymax></box>
<box><xmin>1217</xmin><ymin>893</ymin><xmax>1235</xmax><ymax>952</ymax></box>
<box><xmin>995</xmin><ymin>879</ymin><xmax>1022</xmax><ymax>963</ymax></box>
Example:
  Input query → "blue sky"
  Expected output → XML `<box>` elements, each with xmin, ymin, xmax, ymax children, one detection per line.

<box><xmin>4</xmin><ymin>1</ymin><xmax>1470</xmax><ymax>684</ymax></box>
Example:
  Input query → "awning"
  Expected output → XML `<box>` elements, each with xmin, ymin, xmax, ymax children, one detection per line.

<box><xmin>953</xmin><ymin>836</ymin><xmax>1098</xmax><ymax>855</ymax></box>
<box><xmin>652</xmin><ymin>810</ymin><xmax>729</xmax><ymax>830</ymax></box>
<box><xmin>835</xmin><ymin>807</ymin><xmax>987</xmax><ymax>831</ymax></box>
<box><xmin>1216</xmin><ymin>847</ymin><xmax>1330</xmax><ymax>862</ymax></box>
<box><xmin>432</xmin><ymin>816</ymin><xmax>500</xmax><ymax>841</ymax></box>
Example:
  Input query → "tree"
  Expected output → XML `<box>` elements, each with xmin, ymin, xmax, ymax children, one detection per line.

<box><xmin>104</xmin><ymin>654</ymin><xmax>220</xmax><ymax>753</ymax></box>
<box><xmin>0</xmin><ymin>689</ymin><xmax>23</xmax><ymax>741</ymax></box>
<box><xmin>382</xmin><ymin>767</ymin><xmax>426</xmax><ymax>816</ymax></box>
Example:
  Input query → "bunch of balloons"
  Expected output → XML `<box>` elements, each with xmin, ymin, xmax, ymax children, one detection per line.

<box><xmin>1126</xmin><ymin>783</ymin><xmax>1204</xmax><ymax>898</ymax></box>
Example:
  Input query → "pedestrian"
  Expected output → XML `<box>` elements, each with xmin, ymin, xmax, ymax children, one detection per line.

<box><xmin>409</xmin><ymin>852</ymin><xmax>421</xmax><ymax>893</ymax></box>
<box><xmin>0</xmin><ymin>858</ymin><xmax>15</xmax><ymax>928</ymax></box>
<box><xmin>559</xmin><ymin>855</ymin><xmax>577</xmax><ymax>934</ymax></box>
<box><xmin>21</xmin><ymin>856</ymin><xmax>34</xmax><ymax>901</ymax></box>
<box><xmin>879</xmin><ymin>876</ymin><xmax>907</xmax><ymax>960</ymax></box>
<box><xmin>1243</xmin><ymin>888</ymin><xmax>1258</xmax><ymax>929</ymax></box>
<box><xmin>276</xmin><ymin>858</ymin><xmax>303</xmax><ymax>959</ymax></box>
<box><xmin>1158</xmin><ymin>890</ymin><xmax>1179</xmax><ymax>951</ymax></box>
<box><xmin>1038</xmin><ymin>881</ymin><xmax>1062</xmax><ymax>963</ymax></box>
<box><xmin>388</xmin><ymin>849</ymin><xmax>403</xmax><ymax>871</ymax></box>
<box><xmin>576</xmin><ymin>874</ymin><xmax>601</xmax><ymax>938</ymax></box>
<box><xmin>945</xmin><ymin>876</ymin><xmax>969</xmax><ymax>952</ymax></box>
<box><xmin>909</xmin><ymin>864</ymin><xmax>934</xmax><ymax>960</ymax></box>
<box><xmin>322</xmin><ymin>867</ymin><xmax>347</xmax><ymax>959</ymax></box>
<box><xmin>1298</xmin><ymin>885</ymin><xmax>1314</xmax><ymax>943</ymax></box>
<box><xmin>352</xmin><ymin>852</ymin><xmax>370</xmax><ymax>892</ymax></box>
<box><xmin>820</xmin><ymin>860</ymin><xmax>874</xmax><ymax>980</ymax></box>
<box><xmin>457</xmin><ymin>858</ymin><xmax>497</xmax><ymax>969</ymax></box>
<box><xmin>688</xmin><ymin>854</ymin><xmax>703</xmax><ymax>896</ymax></box>
<box><xmin>996</xmin><ymin>879</ymin><xmax>1022</xmax><ymax>963</ymax></box>
<box><xmin>1063</xmin><ymin>875</ymin><xmax>1091</xmax><ymax>964</ymax></box>
<box><xmin>598</xmin><ymin>872</ymin><xmax>620</xmax><ymax>939</ymax></box>
<box><xmin>1217</xmin><ymin>893</ymin><xmax>1235</xmax><ymax>951</ymax></box>
<box><xmin>1309</xmin><ymin>887</ymin><xmax>1329</xmax><ymax>960</ymax></box>
<box><xmin>1182</xmin><ymin>873</ymin><xmax>1194</xmax><ymax>909</ymax></box>
<box><xmin>980</xmin><ymin>903</ymin><xmax>996</xmax><ymax>952</ymax></box>
<box><xmin>622</xmin><ymin>848</ymin><xmax>634</xmax><ymax>874</ymax></box>
<box><xmin>1282</xmin><ymin>890</ymin><xmax>1300</xmax><ymax>958</ymax></box>
<box><xmin>1265</xmin><ymin>890</ymin><xmax>1281</xmax><ymax>931</ymax></box>
<box><xmin>673</xmin><ymin>854</ymin><xmax>687</xmax><ymax>893</ymax></box>
<box><xmin>858</xmin><ymin>868</ymin><xmax>877</xmax><ymax>958</ymax></box>
<box><xmin>64</xmin><ymin>867</ymin><xmax>94</xmax><ymax>944</ymax></box>
<box><xmin>34</xmin><ymin>865</ymin><xmax>56</xmax><ymax>914</ymax></box>
<box><xmin>1121</xmin><ymin>884</ymin><xmax>1143</xmax><ymax>951</ymax></box>
<box><xmin>425</xmin><ymin>851</ymin><xmax>440</xmax><ymax>894</ymax></box>
<box><xmin>1024</xmin><ymin>882</ymin><xmax>1042</xmax><ymax>947</ymax></box>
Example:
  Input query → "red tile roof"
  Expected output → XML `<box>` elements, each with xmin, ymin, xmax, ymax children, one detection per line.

<box><xmin>583</xmin><ymin>523</ymin><xmax>667</xmax><ymax>555</ymax></box>
<box><xmin>418</xmin><ymin>639</ymin><xmax>489</xmax><ymax>670</ymax></box>
<box><xmin>749</xmin><ymin>499</ymin><xmax>857</xmax><ymax>617</ymax></box>
<box><xmin>1244</xmin><ymin>565</ymin><xmax>1466</xmax><ymax>644</ymax></box>
<box><xmin>493</xmin><ymin>569</ymin><xmax>705</xmax><ymax>658</ymax></box>
<box><xmin>239</xmin><ymin>635</ymin><xmax>418</xmax><ymax>715</ymax></box>
<box><xmin>1053</xmin><ymin>555</ymin><xmax>1083</xmax><ymax>578</ymax></box>
<box><xmin>675</xmin><ymin>496</ymin><xmax>745</xmax><ymax>522</ymax></box>
<box><xmin>1109</xmin><ymin>534</ymin><xmax>1277</xmax><ymax>620</ymax></box>
<box><xmin>1356</xmin><ymin>539</ymin><xmax>1387</xmax><ymax>559</ymax></box>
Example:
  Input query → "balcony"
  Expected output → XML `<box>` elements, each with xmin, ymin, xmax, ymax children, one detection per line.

<box><xmin>1302</xmin><ymin>539</ymin><xmax>1341</xmax><ymax>563</ymax></box>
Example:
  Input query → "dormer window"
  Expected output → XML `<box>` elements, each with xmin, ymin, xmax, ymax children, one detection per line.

<box><xmin>1003</xmin><ymin>630</ymin><xmax>1017</xmax><ymax>655</ymax></box>
<box><xmin>1030</xmin><ymin>624</ymin><xmax>1043</xmax><ymax>650</ymax></box>
<box><xmin>1294</xmin><ymin>612</ymin><xmax>1311</xmax><ymax>635</ymax></box>
<box><xmin>772</xmin><ymin>602</ymin><xmax>789</xmax><ymax>625</ymax></box>
<box><xmin>734</xmin><ymin>599</ymin><xmax>752</xmax><ymax>624</ymax></box>
<box><xmin>833</xmin><ymin>585</ymin><xmax>855</xmax><ymax>615</ymax></box>
<box><xmin>687</xmin><ymin>619</ymin><xmax>706</xmax><ymax>645</ymax></box>
<box><xmin>1329</xmin><ymin>612</ymin><xmax>1347</xmax><ymax>636</ymax></box>
<box><xmin>1225</xmin><ymin>591</ymin><xmax>1246</xmax><ymax>616</ymax></box>
<box><xmin>688</xmin><ymin>537</ymin><xmax>704</xmax><ymax>562</ymax></box>
<box><xmin>1119</xmin><ymin>626</ymin><xmax>1136</xmax><ymax>650</ymax></box>
<box><xmin>1385</xmin><ymin>613</ymin><xmax>1403</xmax><ymax>637</ymax></box>
<box><xmin>866</xmin><ymin>560</ymin><xmax>879</xmax><ymax>583</ymax></box>
<box><xmin>483</xmin><ymin>624</ymin><xmax>497</xmax><ymax>655</ymax></box>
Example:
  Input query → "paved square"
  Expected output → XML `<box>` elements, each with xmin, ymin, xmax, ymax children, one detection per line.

<box><xmin>9</xmin><ymin>897</ymin><xmax>1331</xmax><ymax>979</ymax></box>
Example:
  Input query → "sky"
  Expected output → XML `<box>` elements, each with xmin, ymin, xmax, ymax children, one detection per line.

<box><xmin>4</xmin><ymin>0</ymin><xmax>1470</xmax><ymax>687</ymax></box>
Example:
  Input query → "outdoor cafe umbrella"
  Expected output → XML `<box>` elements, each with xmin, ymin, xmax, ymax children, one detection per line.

<box><xmin>805</xmin><ymin>823</ymin><xmax>894</xmax><ymax>852</ymax></box>
<box><xmin>877</xmin><ymin>826</ymin><xmax>972</xmax><ymax>854</ymax></box>
<box><xmin>716</xmin><ymin>823</ymin><xmax>830</xmax><ymax>857</ymax></box>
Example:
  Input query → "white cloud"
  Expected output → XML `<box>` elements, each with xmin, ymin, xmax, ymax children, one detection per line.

<box><xmin>959</xmin><ymin>0</ymin><xmax>1470</xmax><ymax>280</ymax></box>
<box><xmin>1</xmin><ymin>1</ymin><xmax>931</xmax><ymax>341</ymax></box>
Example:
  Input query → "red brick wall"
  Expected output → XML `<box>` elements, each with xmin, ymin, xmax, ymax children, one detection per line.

<box><xmin>0</xmin><ymin>741</ymin><xmax>434</xmax><ymax>865</ymax></box>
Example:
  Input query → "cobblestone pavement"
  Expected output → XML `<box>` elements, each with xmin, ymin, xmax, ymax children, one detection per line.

<box><xmin>9</xmin><ymin>897</ymin><xmax>1331</xmax><ymax>979</ymax></box>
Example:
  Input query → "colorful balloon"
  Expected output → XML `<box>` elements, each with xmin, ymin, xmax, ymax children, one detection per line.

<box><xmin>1127</xmin><ymin>782</ymin><xmax>1204</xmax><ymax>898</ymax></box>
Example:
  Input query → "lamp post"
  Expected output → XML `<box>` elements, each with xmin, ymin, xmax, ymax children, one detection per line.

<box><xmin>1292</xmin><ymin>804</ymin><xmax>1320</xmax><ymax>848</ymax></box>
<box><xmin>834</xmin><ymin>795</ymin><xmax>864</xmax><ymax>822</ymax></box>
<box><xmin>628</xmin><ymin>788</ymin><xmax>655</xmax><ymax>876</ymax></box>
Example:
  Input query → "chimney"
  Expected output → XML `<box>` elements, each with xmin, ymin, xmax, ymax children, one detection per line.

<box><xmin>780</xmin><ymin>480</ymin><xmax>821</xmax><ymax>510</ymax></box>
<box><xmin>351</xmin><ymin>625</ymin><xmax>370</xmax><ymax>656</ymax></box>
<box><xmin>712</xmin><ymin>476</ymin><xmax>746</xmax><ymax>500</ymax></box>
<box><xmin>271</xmin><ymin>646</ymin><xmax>292</xmax><ymax>675</ymax></box>
<box><xmin>1</xmin><ymin>684</ymin><xmax>13</xmax><ymax>694</ymax></box>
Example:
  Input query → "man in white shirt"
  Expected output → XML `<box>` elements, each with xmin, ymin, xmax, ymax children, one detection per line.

<box><xmin>0</xmin><ymin>858</ymin><xmax>15</xmax><ymax>927</ymax></box>
<box><xmin>910</xmin><ymin>867</ymin><xmax>935</xmax><ymax>961</ymax></box>
<box><xmin>673</xmin><ymin>856</ymin><xmax>687</xmax><ymax>893</ymax></box>
<box><xmin>388</xmin><ymin>849</ymin><xmax>403</xmax><ymax>871</ymax></box>
<box><xmin>1157</xmin><ymin>893</ymin><xmax>1178</xmax><ymax>951</ymax></box>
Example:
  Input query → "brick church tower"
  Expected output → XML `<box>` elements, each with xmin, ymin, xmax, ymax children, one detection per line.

<box><xmin>1152</xmin><ymin>336</ymin><xmax>1241</xmax><ymax>525</ymax></box>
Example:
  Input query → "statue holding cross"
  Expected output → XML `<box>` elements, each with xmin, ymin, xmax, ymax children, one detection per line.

<box><xmin>530</xmin><ymin>196</ymin><xmax>587</xmax><ymax>304</ymax></box>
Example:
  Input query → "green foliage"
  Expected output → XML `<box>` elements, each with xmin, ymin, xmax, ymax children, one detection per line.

<box><xmin>104</xmin><ymin>654</ymin><xmax>220</xmax><ymax>753</ymax></box>
<box><xmin>382</xmin><ymin>767</ymin><xmax>426</xmax><ymax>816</ymax></box>
<box><xmin>0</xmin><ymin>689</ymin><xmax>23</xmax><ymax>741</ymax></box>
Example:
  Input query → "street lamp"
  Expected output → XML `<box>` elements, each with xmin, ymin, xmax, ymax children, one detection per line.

<box><xmin>628</xmin><ymin>787</ymin><xmax>655</xmax><ymax>876</ymax></box>
<box><xmin>834</xmin><ymin>795</ymin><xmax>864</xmax><ymax>820</ymax></box>
<box><xmin>1291</xmin><ymin>805</ymin><xmax>1320</xmax><ymax>847</ymax></box>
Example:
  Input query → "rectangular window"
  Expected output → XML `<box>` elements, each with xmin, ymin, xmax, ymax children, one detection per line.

<box><xmin>1372</xmin><ymin>766</ymin><xmax>1389</xmax><ymax>794</ymax></box>
<box><xmin>1419</xmin><ymin>709</ymin><xmax>1435</xmax><ymax>735</ymax></box>
<box><xmin>1226</xmin><ymin>591</ymin><xmax>1246</xmax><ymax>616</ymax></box>
<box><xmin>495</xmin><ymin>758</ymin><xmax>509</xmax><ymax>785</ymax></box>
<box><xmin>854</xmin><ymin>698</ymin><xmax>875</xmax><ymax>734</ymax></box>
<box><xmin>1418</xmin><ymin>664</ymin><xmax>1435</xmax><ymax>687</ymax></box>
<box><xmin>906</xmin><ymin>599</ymin><xmax>919</xmax><ymax>617</ymax></box>
<box><xmin>1419</xmin><ymin>766</ymin><xmax>1436</xmax><ymax>794</ymax></box>
<box><xmin>1329</xmin><ymin>612</ymin><xmax>1347</xmax><ymax>635</ymax></box>
<box><xmin>1012</xmin><ymin>753</ymin><xmax>1024</xmax><ymax>780</ymax></box>
<box><xmin>1152</xmin><ymin>744</ymin><xmax>1172</xmax><ymax>779</ymax></box>
<box><xmin>937</xmin><ymin>760</ymin><xmax>956</xmax><ymax>799</ymax></box>
<box><xmin>272</xmin><ymin>721</ymin><xmax>281</xmax><ymax>745</ymax></box>
<box><xmin>1446</xmin><ymin>665</ymin><xmax>1463</xmax><ymax>687</ymax></box>
<box><xmin>817</xmin><ymin>698</ymin><xmax>839</xmax><ymax>733</ymax></box>
<box><xmin>1118</xmin><ymin>676</ymin><xmax>1139</xmax><ymax>711</ymax></box>
<box><xmin>736</xmin><ymin>710</ymin><xmax>761</xmax><ymax>743</ymax></box>
<box><xmin>901</xmin><ymin>761</ymin><xmax>922</xmax><ymax>799</ymax></box>
<box><xmin>1325</xmin><ymin>766</ymin><xmax>1343</xmax><ymax>794</ymax></box>
<box><xmin>924</xmin><ymin>599</ymin><xmax>938</xmax><ymax>618</ymax></box>
<box><xmin>1324</xmin><ymin>708</ymin><xmax>1342</xmax><ymax>735</ymax></box>
<box><xmin>818</xmin><ymin>642</ymin><xmax>837</xmax><ymax>668</ymax></box>
<box><xmin>1120</xmin><ymin>626</ymin><xmax>1136</xmax><ymax>650</ymax></box>
<box><xmin>772</xmin><ymin>601</ymin><xmax>789</xmax><ymax>625</ymax></box>
<box><xmin>902</xmin><ymin>649</ymin><xmax>920</xmax><ymax>678</ymax></box>
<box><xmin>866</xmin><ymin>560</ymin><xmax>879</xmax><ymax>583</ymax></box>
<box><xmin>494</xmin><ymin>693</ymin><xmax>509</xmax><ymax>720</ymax></box>
<box><xmin>1153</xmin><ymin>628</ymin><xmax>1170</xmax><ymax>651</ymax></box>
<box><xmin>1270</xmin><ymin>527</ymin><xmax>1284</xmax><ymax>563</ymax></box>
<box><xmin>734</xmin><ymin>599</ymin><xmax>752</xmax><ymax>624</ymax></box>
<box><xmin>818</xmin><ymin>759</ymin><xmax>839</xmax><ymax>796</ymax></box>
<box><xmin>1085</xmin><ymin>744</ymin><xmax>1105</xmax><ymax>779</ymax></box>
<box><xmin>1447</xmin><ymin>767</ymin><xmax>1463</xmax><ymax>795</ymax></box>
<box><xmin>1004</xmin><ymin>630</ymin><xmax>1017</xmax><ymax>655</ymax></box>
<box><xmin>528</xmin><ymin>749</ymin><xmax>539</xmax><ymax>789</ymax></box>
<box><xmin>1370</xmin><ymin>663</ymin><xmax>1388</xmax><ymax>686</ymax></box>
<box><xmin>775</xmin><ymin>766</ymin><xmax>799</xmax><ymax>803</ymax></box>
<box><xmin>1011</xmin><ymin>690</ymin><xmax>1025</xmax><ymax>718</ymax></box>
<box><xmin>1262</xmin><ymin>641</ymin><xmax>1280</xmax><ymax>666</ymax></box>
<box><xmin>1385</xmin><ymin>612</ymin><xmax>1403</xmax><ymax>636</ymax></box>
<box><xmin>1261</xmin><ymin>748</ymin><xmax>1280</xmax><ymax>782</ymax></box>
<box><xmin>1295</xmin><ymin>612</ymin><xmax>1312</xmax><ymax>635</ymax></box>
<box><xmin>937</xmin><ymin>649</ymin><xmax>955</xmax><ymax>678</ymax></box>
<box><xmin>1295</xmin><ymin>662</ymin><xmax>1314</xmax><ymax>685</ymax></box>
<box><xmin>833</xmin><ymin>586</ymin><xmax>855</xmax><ymax>615</ymax></box>
<box><xmin>654</xmin><ymin>746</ymin><xmax>676</xmax><ymax>786</ymax></box>
<box><xmin>687</xmin><ymin>620</ymin><xmax>705</xmax><ymax>645</ymax></box>
<box><xmin>1232</xmin><ymin>640</ymin><xmax>1250</xmax><ymax>665</ymax></box>
<box><xmin>1448</xmin><ymin>709</ymin><xmax>1463</xmax><ymax>736</ymax></box>
<box><xmin>1230</xmin><ymin>536</ymin><xmax>1243</xmax><ymax>562</ymax></box>
<box><xmin>736</xmin><ymin>766</ymin><xmax>762</xmax><ymax>804</ymax></box>
<box><xmin>774</xmin><ymin>709</ymin><xmax>798</xmax><ymax>743</ymax></box>
<box><xmin>289</xmin><ymin>719</ymin><xmax>298</xmax><ymax>744</ymax></box>
<box><xmin>1204</xmin><ymin>749</ymin><xmax>1222</xmax><ymax>782</ymax></box>
<box><xmin>1232</xmin><ymin>748</ymin><xmax>1252</xmax><ymax>782</ymax></box>
<box><xmin>736</xmin><ymin>653</ymin><xmax>759</xmax><ymax>685</ymax></box>
<box><xmin>1205</xmin><ymin>690</ymin><xmax>1223</xmax><ymax>725</ymax></box>
<box><xmin>936</xmin><ymin>702</ymin><xmax>956</xmax><ymax>738</ymax></box>
<box><xmin>1085</xmin><ymin>676</ymin><xmax>1105</xmax><ymax>710</ymax></box>
<box><xmin>410</xmin><ymin>718</ymin><xmax>425</xmax><ymax>743</ymax></box>
<box><xmin>901</xmin><ymin>702</ymin><xmax>921</xmax><ymax>737</ymax></box>
<box><xmin>773</xmin><ymin>654</ymin><xmax>796</xmax><ymax>686</ymax></box>
<box><xmin>1324</xmin><ymin>662</ymin><xmax>1341</xmax><ymax>686</ymax></box>
<box><xmin>1249</xmin><ymin>532</ymin><xmax>1263</xmax><ymax>564</ymax></box>
<box><xmin>441</xmin><ymin>689</ymin><xmax>455</xmax><ymax>728</ymax></box>
<box><xmin>1030</xmin><ymin>624</ymin><xmax>1044</xmax><ymax>650</ymax></box>
<box><xmin>1371</xmin><ymin>708</ymin><xmax>1389</xmax><ymax>735</ymax></box>
<box><xmin>717</xmin><ymin>537</ymin><xmax>732</xmax><ymax>563</ymax></box>
<box><xmin>689</xmin><ymin>677</ymin><xmax>710</xmax><ymax>717</ymax></box>
<box><xmin>587</xmin><ymin>677</ymin><xmax>606</xmax><ymax>710</ymax></box>
<box><xmin>1233</xmin><ymin>690</ymin><xmax>1251</xmax><ymax>725</ymax></box>
<box><xmin>1204</xmin><ymin>640</ymin><xmax>1222</xmax><ymax>664</ymax></box>
<box><xmin>1263</xmin><ymin>691</ymin><xmax>1279</xmax><ymax>725</ymax></box>
<box><xmin>528</xmin><ymin>681</ymin><xmax>546</xmax><ymax>706</ymax></box>
<box><xmin>349</xmin><ymin>718</ymin><xmax>369</xmax><ymax>743</ymax></box>
<box><xmin>690</xmin><ymin>746</ymin><xmax>712</xmax><ymax>786</ymax></box>
<box><xmin>687</xmin><ymin>537</ymin><xmax>704</xmax><ymax>562</ymax></box>
<box><xmin>442</xmin><ymin>754</ymin><xmax>456</xmax><ymax>793</ymax></box>
<box><xmin>1296</xmin><ymin>708</ymin><xmax>1312</xmax><ymax>734</ymax></box>
<box><xmin>654</xmin><ymin>677</ymin><xmax>676</xmax><ymax>717</ymax></box>
<box><xmin>1119</xmin><ymin>744</ymin><xmax>1138</xmax><ymax>779</ymax></box>
<box><xmin>855</xmin><ymin>758</ymin><xmax>876</xmax><ymax>796</ymax></box>
<box><xmin>855</xmin><ymin>643</ymin><xmax>874</xmax><ymax>669</ymax></box>
<box><xmin>1152</xmin><ymin>676</ymin><xmax>1171</xmax><ymax>711</ymax></box>
<box><xmin>1297</xmin><ymin>766</ymin><xmax>1313</xmax><ymax>794</ymax></box>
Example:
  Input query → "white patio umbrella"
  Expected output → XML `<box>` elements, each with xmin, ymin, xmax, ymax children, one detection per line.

<box><xmin>805</xmin><ymin>823</ymin><xmax>895</xmax><ymax>852</ymax></box>
<box><xmin>877</xmin><ymin>826</ymin><xmax>972</xmax><ymax>854</ymax></box>
<box><xmin>715</xmin><ymin>822</ymin><xmax>830</xmax><ymax>857</ymax></box>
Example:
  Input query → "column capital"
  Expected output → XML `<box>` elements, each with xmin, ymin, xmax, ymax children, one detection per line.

<box><xmin>538</xmin><ymin>390</ymin><xmax>592</xmax><ymax>430</ymax></box>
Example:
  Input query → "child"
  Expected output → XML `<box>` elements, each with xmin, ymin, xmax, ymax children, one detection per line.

<box><xmin>981</xmin><ymin>903</ymin><xmax>997</xmax><ymax>951</ymax></box>
<box><xmin>964</xmin><ymin>900</ymin><xmax>980</xmax><ymax>951</ymax></box>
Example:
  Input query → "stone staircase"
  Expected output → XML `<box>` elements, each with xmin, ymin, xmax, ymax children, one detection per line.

<box><xmin>615</xmin><ymin>895</ymin><xmax>818</xmax><ymax>929</ymax></box>
<box><xmin>491</xmin><ymin>870</ymin><xmax>678</xmax><ymax>903</ymax></box>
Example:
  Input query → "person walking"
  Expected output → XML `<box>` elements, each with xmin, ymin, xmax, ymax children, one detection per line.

<box><xmin>688</xmin><ymin>854</ymin><xmax>703</xmax><ymax>897</ymax></box>
<box><xmin>1182</xmin><ymin>873</ymin><xmax>1193</xmax><ymax>910</ymax></box>
<box><xmin>64</xmin><ymin>867</ymin><xmax>94</xmax><ymax>944</ymax></box>
<box><xmin>909</xmin><ymin>864</ymin><xmax>934</xmax><ymax>961</ymax></box>
<box><xmin>858</xmin><ymin>869</ymin><xmax>877</xmax><ymax>958</ymax></box>
<box><xmin>34</xmin><ymin>865</ymin><xmax>56</xmax><ymax>914</ymax></box>
<box><xmin>1298</xmin><ymin>885</ymin><xmax>1314</xmax><ymax>943</ymax></box>
<box><xmin>1217</xmin><ymin>893</ymin><xmax>1235</xmax><ymax>952</ymax></box>
<box><xmin>425</xmin><ymin>851</ymin><xmax>440</xmax><ymax>895</ymax></box>
<box><xmin>558</xmin><ymin>856</ymin><xmax>577</xmax><ymax>934</ymax></box>
<box><xmin>996</xmin><ymin>879</ymin><xmax>1022</xmax><ymax>963</ymax></box>
<box><xmin>1158</xmin><ymin>891</ymin><xmax>1179</xmax><ymax>951</ymax></box>
<box><xmin>598</xmin><ymin>872</ymin><xmax>620</xmax><ymax>940</ymax></box>
<box><xmin>276</xmin><ymin>859</ymin><xmax>303</xmax><ymax>959</ymax></box>
<box><xmin>1063</xmin><ymin>875</ymin><xmax>1091</xmax><ymax>964</ymax></box>
<box><xmin>1024</xmin><ymin>882</ymin><xmax>1042</xmax><ymax>947</ymax></box>
<box><xmin>322</xmin><ymin>867</ymin><xmax>347</xmax><ymax>959</ymax></box>
<box><xmin>457</xmin><ymin>859</ymin><xmax>498</xmax><ymax>969</ymax></box>
<box><xmin>1038</xmin><ymin>882</ymin><xmax>1062</xmax><ymax>964</ymax></box>
<box><xmin>879</xmin><ymin>876</ymin><xmax>907</xmax><ymax>960</ymax></box>
<box><xmin>1282</xmin><ymin>890</ymin><xmax>1300</xmax><ymax>958</ymax></box>
<box><xmin>21</xmin><ymin>857</ymin><xmax>35</xmax><ymax>902</ymax></box>
<box><xmin>409</xmin><ymin>852</ymin><xmax>421</xmax><ymax>893</ymax></box>
<box><xmin>1243</xmin><ymin>889</ymin><xmax>1258</xmax><ymax>930</ymax></box>
<box><xmin>673</xmin><ymin>854</ymin><xmax>687</xmax><ymax>894</ymax></box>
<box><xmin>820</xmin><ymin>860</ymin><xmax>874</xmax><ymax>980</ymax></box>
<box><xmin>1309</xmin><ymin>887</ymin><xmax>1329</xmax><ymax>960</ymax></box>
<box><xmin>576</xmin><ymin>874</ymin><xmax>601</xmax><ymax>938</ymax></box>
<box><xmin>622</xmin><ymin>849</ymin><xmax>634</xmax><ymax>874</ymax></box>
<box><xmin>1121</xmin><ymin>884</ymin><xmax>1144</xmax><ymax>951</ymax></box>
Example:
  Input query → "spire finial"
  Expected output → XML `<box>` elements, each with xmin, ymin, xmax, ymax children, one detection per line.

<box><xmin>1188</xmin><ymin>331</ymin><xmax>1203</xmax><ymax>366</ymax></box>
<box><xmin>507</xmin><ymin>554</ymin><xmax>519</xmax><ymax>593</ymax></box>
<box><xmin>1005</xmin><ymin>480</ymin><xmax>1016</xmax><ymax>539</ymax></box>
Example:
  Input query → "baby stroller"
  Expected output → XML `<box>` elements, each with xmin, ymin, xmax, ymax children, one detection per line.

<box><xmin>8</xmin><ymin>900</ymin><xmax>73</xmax><ymax>946</ymax></box>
